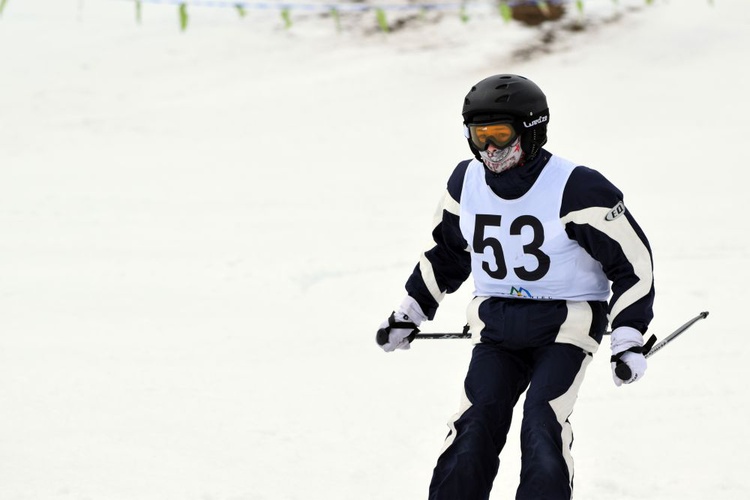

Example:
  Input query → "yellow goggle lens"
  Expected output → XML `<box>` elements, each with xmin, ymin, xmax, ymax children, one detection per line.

<box><xmin>469</xmin><ymin>123</ymin><xmax>516</xmax><ymax>150</ymax></box>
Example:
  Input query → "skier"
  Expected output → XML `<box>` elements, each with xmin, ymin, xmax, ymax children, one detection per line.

<box><xmin>376</xmin><ymin>74</ymin><xmax>655</xmax><ymax>500</ymax></box>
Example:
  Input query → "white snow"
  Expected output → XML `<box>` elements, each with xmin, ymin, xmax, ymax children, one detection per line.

<box><xmin>1</xmin><ymin>0</ymin><xmax>749</xmax><ymax>498</ymax></box>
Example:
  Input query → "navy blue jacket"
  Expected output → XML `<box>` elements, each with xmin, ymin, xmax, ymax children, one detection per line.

<box><xmin>405</xmin><ymin>149</ymin><xmax>654</xmax><ymax>338</ymax></box>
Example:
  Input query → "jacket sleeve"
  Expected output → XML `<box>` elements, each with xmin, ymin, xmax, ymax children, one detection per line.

<box><xmin>405</xmin><ymin>160</ymin><xmax>473</xmax><ymax>320</ymax></box>
<box><xmin>560</xmin><ymin>166</ymin><xmax>655</xmax><ymax>333</ymax></box>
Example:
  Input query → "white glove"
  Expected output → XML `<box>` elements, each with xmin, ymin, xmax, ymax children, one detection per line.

<box><xmin>610</xmin><ymin>326</ymin><xmax>648</xmax><ymax>386</ymax></box>
<box><xmin>376</xmin><ymin>296</ymin><xmax>427</xmax><ymax>352</ymax></box>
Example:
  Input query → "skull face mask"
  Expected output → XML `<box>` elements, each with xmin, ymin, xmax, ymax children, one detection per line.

<box><xmin>479</xmin><ymin>136</ymin><xmax>524</xmax><ymax>173</ymax></box>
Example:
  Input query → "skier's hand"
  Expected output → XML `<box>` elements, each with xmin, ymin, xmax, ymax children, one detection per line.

<box><xmin>610</xmin><ymin>326</ymin><xmax>647</xmax><ymax>386</ymax></box>
<box><xmin>376</xmin><ymin>296</ymin><xmax>426</xmax><ymax>352</ymax></box>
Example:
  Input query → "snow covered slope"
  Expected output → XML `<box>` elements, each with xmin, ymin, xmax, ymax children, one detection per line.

<box><xmin>1</xmin><ymin>0</ymin><xmax>748</xmax><ymax>498</ymax></box>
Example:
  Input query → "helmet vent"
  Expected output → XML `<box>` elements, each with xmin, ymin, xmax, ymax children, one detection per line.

<box><xmin>495</xmin><ymin>95</ymin><xmax>510</xmax><ymax>103</ymax></box>
<box><xmin>495</xmin><ymin>84</ymin><xmax>509</xmax><ymax>90</ymax></box>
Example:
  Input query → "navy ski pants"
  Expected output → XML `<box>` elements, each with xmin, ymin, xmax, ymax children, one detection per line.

<box><xmin>427</xmin><ymin>341</ymin><xmax>592</xmax><ymax>500</ymax></box>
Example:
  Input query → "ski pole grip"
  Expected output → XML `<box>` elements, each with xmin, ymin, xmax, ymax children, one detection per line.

<box><xmin>376</xmin><ymin>328</ymin><xmax>389</xmax><ymax>346</ymax></box>
<box><xmin>614</xmin><ymin>361</ymin><xmax>632</xmax><ymax>381</ymax></box>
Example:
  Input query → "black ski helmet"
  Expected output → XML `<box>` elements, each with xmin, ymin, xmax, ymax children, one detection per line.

<box><xmin>462</xmin><ymin>74</ymin><xmax>549</xmax><ymax>162</ymax></box>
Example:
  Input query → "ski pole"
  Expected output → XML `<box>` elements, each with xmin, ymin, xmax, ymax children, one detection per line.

<box><xmin>414</xmin><ymin>324</ymin><xmax>472</xmax><ymax>340</ymax></box>
<box><xmin>415</xmin><ymin>310</ymin><xmax>709</xmax><ymax>347</ymax></box>
<box><xmin>614</xmin><ymin>311</ymin><xmax>709</xmax><ymax>381</ymax></box>
<box><xmin>414</xmin><ymin>332</ymin><xmax>473</xmax><ymax>339</ymax></box>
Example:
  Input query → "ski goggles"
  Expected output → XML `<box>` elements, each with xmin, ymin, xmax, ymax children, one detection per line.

<box><xmin>465</xmin><ymin>122</ymin><xmax>518</xmax><ymax>150</ymax></box>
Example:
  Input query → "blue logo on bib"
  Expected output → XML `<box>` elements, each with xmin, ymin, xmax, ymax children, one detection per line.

<box><xmin>509</xmin><ymin>286</ymin><xmax>533</xmax><ymax>298</ymax></box>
